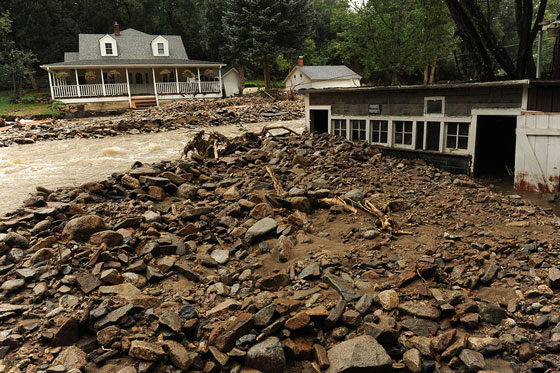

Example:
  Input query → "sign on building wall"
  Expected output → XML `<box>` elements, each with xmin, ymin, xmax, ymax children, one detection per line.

<box><xmin>368</xmin><ymin>104</ymin><xmax>381</xmax><ymax>115</ymax></box>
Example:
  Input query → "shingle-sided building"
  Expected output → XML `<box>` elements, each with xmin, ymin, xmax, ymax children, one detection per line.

<box><xmin>285</xmin><ymin>65</ymin><xmax>361</xmax><ymax>91</ymax></box>
<box><xmin>40</xmin><ymin>23</ymin><xmax>225</xmax><ymax>109</ymax></box>
<box><xmin>302</xmin><ymin>80</ymin><xmax>560</xmax><ymax>193</ymax></box>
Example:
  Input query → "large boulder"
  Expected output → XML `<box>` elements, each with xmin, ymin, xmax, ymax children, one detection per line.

<box><xmin>326</xmin><ymin>335</ymin><xmax>392</xmax><ymax>373</ymax></box>
<box><xmin>62</xmin><ymin>215</ymin><xmax>107</xmax><ymax>242</ymax></box>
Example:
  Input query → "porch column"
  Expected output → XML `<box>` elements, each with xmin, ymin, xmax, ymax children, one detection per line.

<box><xmin>175</xmin><ymin>67</ymin><xmax>180</xmax><ymax>94</ymax></box>
<box><xmin>125</xmin><ymin>68</ymin><xmax>132</xmax><ymax>108</ymax></box>
<box><xmin>74</xmin><ymin>69</ymin><xmax>81</xmax><ymax>97</ymax></box>
<box><xmin>197</xmin><ymin>68</ymin><xmax>202</xmax><ymax>93</ymax></box>
<box><xmin>152</xmin><ymin>68</ymin><xmax>159</xmax><ymax>107</ymax></box>
<box><xmin>219</xmin><ymin>67</ymin><xmax>223</xmax><ymax>96</ymax></box>
<box><xmin>47</xmin><ymin>69</ymin><xmax>54</xmax><ymax>100</ymax></box>
<box><xmin>100</xmin><ymin>68</ymin><xmax>107</xmax><ymax>96</ymax></box>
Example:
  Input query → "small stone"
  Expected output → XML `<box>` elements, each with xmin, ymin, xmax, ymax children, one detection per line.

<box><xmin>403</xmin><ymin>348</ymin><xmax>422</xmax><ymax>373</ymax></box>
<box><xmin>326</xmin><ymin>299</ymin><xmax>346</xmax><ymax>327</ymax></box>
<box><xmin>1</xmin><ymin>279</ymin><xmax>25</xmax><ymax>292</ymax></box>
<box><xmin>323</xmin><ymin>273</ymin><xmax>359</xmax><ymax>301</ymax></box>
<box><xmin>245</xmin><ymin>336</ymin><xmax>286</xmax><ymax>373</ymax></box>
<box><xmin>341</xmin><ymin>310</ymin><xmax>362</xmax><ymax>328</ymax></box>
<box><xmin>89</xmin><ymin>230</ymin><xmax>123</xmax><ymax>247</ymax></box>
<box><xmin>297</xmin><ymin>263</ymin><xmax>321</xmax><ymax>280</ymax></box>
<box><xmin>159</xmin><ymin>311</ymin><xmax>183</xmax><ymax>333</ymax></box>
<box><xmin>398</xmin><ymin>301</ymin><xmax>441</xmax><ymax>319</ymax></box>
<box><xmin>355</xmin><ymin>294</ymin><xmax>374</xmax><ymax>314</ymax></box>
<box><xmin>467</xmin><ymin>336</ymin><xmax>503</xmax><ymax>354</ymax></box>
<box><xmin>215</xmin><ymin>313</ymin><xmax>254</xmax><ymax>352</ymax></box>
<box><xmin>285</xmin><ymin>312</ymin><xmax>310</xmax><ymax>331</ymax></box>
<box><xmin>326</xmin><ymin>335</ymin><xmax>391</xmax><ymax>373</ymax></box>
<box><xmin>344</xmin><ymin>189</ymin><xmax>365</xmax><ymax>202</ymax></box>
<box><xmin>97</xmin><ymin>325</ymin><xmax>121</xmax><ymax>346</ymax></box>
<box><xmin>459</xmin><ymin>349</ymin><xmax>485</xmax><ymax>371</ymax></box>
<box><xmin>165</xmin><ymin>340</ymin><xmax>192</xmax><ymax>370</ymax></box>
<box><xmin>245</xmin><ymin>217</ymin><xmax>278</xmax><ymax>242</ymax></box>
<box><xmin>549</xmin><ymin>267</ymin><xmax>560</xmax><ymax>288</ymax></box>
<box><xmin>210</xmin><ymin>249</ymin><xmax>229</xmax><ymax>264</ymax></box>
<box><xmin>129</xmin><ymin>340</ymin><xmax>165</xmax><ymax>361</ymax></box>
<box><xmin>100</xmin><ymin>269</ymin><xmax>124</xmax><ymax>285</ymax></box>
<box><xmin>30</xmin><ymin>247</ymin><xmax>54</xmax><ymax>264</ymax></box>
<box><xmin>460</xmin><ymin>313</ymin><xmax>480</xmax><ymax>329</ymax></box>
<box><xmin>518</xmin><ymin>342</ymin><xmax>535</xmax><ymax>362</ymax></box>
<box><xmin>75</xmin><ymin>273</ymin><xmax>102</xmax><ymax>294</ymax></box>
<box><xmin>479</xmin><ymin>303</ymin><xmax>507</xmax><ymax>324</ymax></box>
<box><xmin>378</xmin><ymin>289</ymin><xmax>399</xmax><ymax>310</ymax></box>
<box><xmin>314</xmin><ymin>344</ymin><xmax>330</xmax><ymax>370</ymax></box>
<box><xmin>146</xmin><ymin>266</ymin><xmax>164</xmax><ymax>282</ymax></box>
<box><xmin>52</xmin><ymin>346</ymin><xmax>87</xmax><ymax>370</ymax></box>
<box><xmin>254</xmin><ymin>304</ymin><xmax>276</xmax><ymax>327</ymax></box>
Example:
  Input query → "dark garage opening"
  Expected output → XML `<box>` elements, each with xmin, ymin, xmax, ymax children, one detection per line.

<box><xmin>310</xmin><ymin>109</ymin><xmax>328</xmax><ymax>134</ymax></box>
<box><xmin>474</xmin><ymin>115</ymin><xmax>516</xmax><ymax>178</ymax></box>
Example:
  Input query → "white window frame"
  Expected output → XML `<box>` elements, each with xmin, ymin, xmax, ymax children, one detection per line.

<box><xmin>424</xmin><ymin>96</ymin><xmax>445</xmax><ymax>117</ymax></box>
<box><xmin>157</xmin><ymin>42</ymin><xmax>165</xmax><ymax>55</ymax></box>
<box><xmin>370</xmin><ymin>119</ymin><xmax>389</xmax><ymax>145</ymax></box>
<box><xmin>332</xmin><ymin>119</ymin><xmax>348</xmax><ymax>138</ymax></box>
<box><xmin>445</xmin><ymin>122</ymin><xmax>470</xmax><ymax>153</ymax></box>
<box><xmin>99</xmin><ymin>35</ymin><xmax>118</xmax><ymax>57</ymax></box>
<box><xmin>350</xmin><ymin>119</ymin><xmax>367</xmax><ymax>142</ymax></box>
<box><xmin>151</xmin><ymin>36</ymin><xmax>169</xmax><ymax>57</ymax></box>
<box><xmin>393</xmin><ymin>120</ymin><xmax>415</xmax><ymax>149</ymax></box>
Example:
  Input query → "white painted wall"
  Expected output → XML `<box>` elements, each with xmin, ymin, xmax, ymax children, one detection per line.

<box><xmin>151</xmin><ymin>36</ymin><xmax>169</xmax><ymax>57</ymax></box>
<box><xmin>223</xmin><ymin>71</ymin><xmax>240</xmax><ymax>97</ymax></box>
<box><xmin>99</xmin><ymin>35</ymin><xmax>118</xmax><ymax>57</ymax></box>
<box><xmin>515</xmin><ymin>113</ymin><xmax>560</xmax><ymax>192</ymax></box>
<box><xmin>285</xmin><ymin>69</ymin><xmax>360</xmax><ymax>90</ymax></box>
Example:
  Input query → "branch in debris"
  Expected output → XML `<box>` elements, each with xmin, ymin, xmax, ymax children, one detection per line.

<box><xmin>265</xmin><ymin>166</ymin><xmax>284</xmax><ymax>194</ymax></box>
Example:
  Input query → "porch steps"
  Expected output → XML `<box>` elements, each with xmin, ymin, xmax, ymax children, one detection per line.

<box><xmin>131</xmin><ymin>95</ymin><xmax>157</xmax><ymax>110</ymax></box>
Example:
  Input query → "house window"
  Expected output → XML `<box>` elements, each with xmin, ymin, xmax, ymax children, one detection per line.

<box><xmin>333</xmin><ymin>119</ymin><xmax>347</xmax><ymax>138</ymax></box>
<box><xmin>446</xmin><ymin>122</ymin><xmax>469</xmax><ymax>149</ymax></box>
<box><xmin>371</xmin><ymin>120</ymin><xmax>388</xmax><ymax>144</ymax></box>
<box><xmin>135</xmin><ymin>73</ymin><xmax>143</xmax><ymax>84</ymax></box>
<box><xmin>103</xmin><ymin>72</ymin><xmax>116</xmax><ymax>84</ymax></box>
<box><xmin>394</xmin><ymin>121</ymin><xmax>413</xmax><ymax>145</ymax></box>
<box><xmin>105</xmin><ymin>43</ymin><xmax>113</xmax><ymax>55</ymax></box>
<box><xmin>157</xmin><ymin>43</ymin><xmax>165</xmax><ymax>55</ymax></box>
<box><xmin>425</xmin><ymin>97</ymin><xmax>444</xmax><ymax>115</ymax></box>
<box><xmin>351</xmin><ymin>120</ymin><xmax>366</xmax><ymax>141</ymax></box>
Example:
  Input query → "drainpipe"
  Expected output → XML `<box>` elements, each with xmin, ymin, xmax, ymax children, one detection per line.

<box><xmin>537</xmin><ymin>29</ymin><xmax>543</xmax><ymax>79</ymax></box>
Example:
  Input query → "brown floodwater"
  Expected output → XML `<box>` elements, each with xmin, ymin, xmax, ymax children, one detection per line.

<box><xmin>0</xmin><ymin>119</ymin><xmax>305</xmax><ymax>216</ymax></box>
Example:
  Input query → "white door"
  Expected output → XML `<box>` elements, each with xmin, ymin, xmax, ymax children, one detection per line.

<box><xmin>130</xmin><ymin>70</ymin><xmax>154</xmax><ymax>94</ymax></box>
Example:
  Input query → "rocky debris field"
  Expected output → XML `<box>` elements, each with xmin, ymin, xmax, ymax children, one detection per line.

<box><xmin>0</xmin><ymin>96</ymin><xmax>303</xmax><ymax>147</ymax></box>
<box><xmin>1</xmin><ymin>130</ymin><xmax>560</xmax><ymax>373</ymax></box>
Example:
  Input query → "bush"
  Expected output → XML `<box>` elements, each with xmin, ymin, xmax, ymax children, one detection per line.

<box><xmin>51</xmin><ymin>100</ymin><xmax>65</xmax><ymax>111</ymax></box>
<box><xmin>18</xmin><ymin>95</ymin><xmax>37</xmax><ymax>104</ymax></box>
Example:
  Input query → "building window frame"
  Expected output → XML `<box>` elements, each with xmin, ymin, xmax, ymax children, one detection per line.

<box><xmin>350</xmin><ymin>119</ymin><xmax>367</xmax><ymax>141</ymax></box>
<box><xmin>424</xmin><ymin>96</ymin><xmax>445</xmax><ymax>116</ymax></box>
<box><xmin>445</xmin><ymin>122</ymin><xmax>470</xmax><ymax>151</ymax></box>
<box><xmin>371</xmin><ymin>119</ymin><xmax>389</xmax><ymax>145</ymax></box>
<box><xmin>105</xmin><ymin>43</ymin><xmax>113</xmax><ymax>55</ymax></box>
<box><xmin>332</xmin><ymin>119</ymin><xmax>348</xmax><ymax>138</ymax></box>
<box><xmin>393</xmin><ymin>120</ymin><xmax>414</xmax><ymax>149</ymax></box>
<box><xmin>157</xmin><ymin>42</ymin><xmax>165</xmax><ymax>55</ymax></box>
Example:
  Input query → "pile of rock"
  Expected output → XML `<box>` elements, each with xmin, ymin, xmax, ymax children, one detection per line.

<box><xmin>0</xmin><ymin>96</ymin><xmax>303</xmax><ymax>147</ymax></box>
<box><xmin>1</xmin><ymin>131</ymin><xmax>560</xmax><ymax>372</ymax></box>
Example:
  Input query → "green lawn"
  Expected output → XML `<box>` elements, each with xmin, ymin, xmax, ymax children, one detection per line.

<box><xmin>245</xmin><ymin>80</ymin><xmax>284</xmax><ymax>88</ymax></box>
<box><xmin>0</xmin><ymin>90</ymin><xmax>61</xmax><ymax>118</ymax></box>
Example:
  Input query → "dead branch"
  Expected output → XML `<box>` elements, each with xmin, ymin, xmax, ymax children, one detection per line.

<box><xmin>265</xmin><ymin>166</ymin><xmax>284</xmax><ymax>194</ymax></box>
<box><xmin>318</xmin><ymin>197</ymin><xmax>358</xmax><ymax>214</ymax></box>
<box><xmin>256</xmin><ymin>125</ymin><xmax>300</xmax><ymax>137</ymax></box>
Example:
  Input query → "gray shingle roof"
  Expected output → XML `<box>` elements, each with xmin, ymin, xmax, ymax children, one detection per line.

<box><xmin>41</xmin><ymin>28</ymin><xmax>224</xmax><ymax>69</ymax></box>
<box><xmin>297</xmin><ymin>66</ymin><xmax>361</xmax><ymax>80</ymax></box>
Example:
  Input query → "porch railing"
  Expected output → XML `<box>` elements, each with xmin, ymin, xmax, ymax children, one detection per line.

<box><xmin>52</xmin><ymin>83</ymin><xmax>128</xmax><ymax>98</ymax></box>
<box><xmin>157</xmin><ymin>81</ymin><xmax>221</xmax><ymax>95</ymax></box>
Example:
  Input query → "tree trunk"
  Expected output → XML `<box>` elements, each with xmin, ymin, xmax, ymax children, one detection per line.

<box><xmin>423</xmin><ymin>65</ymin><xmax>429</xmax><ymax>84</ymax></box>
<box><xmin>12</xmin><ymin>71</ymin><xmax>16</xmax><ymax>93</ymax></box>
<box><xmin>264</xmin><ymin>55</ymin><xmax>271</xmax><ymax>89</ymax></box>
<box><xmin>30</xmin><ymin>72</ymin><xmax>39</xmax><ymax>91</ymax></box>
<box><xmin>429</xmin><ymin>58</ymin><xmax>437</xmax><ymax>84</ymax></box>
<box><xmin>553</xmin><ymin>38</ymin><xmax>560</xmax><ymax>79</ymax></box>
<box><xmin>239</xmin><ymin>66</ymin><xmax>246</xmax><ymax>94</ymax></box>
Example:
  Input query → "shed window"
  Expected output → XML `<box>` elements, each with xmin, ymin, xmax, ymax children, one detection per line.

<box><xmin>394</xmin><ymin>121</ymin><xmax>413</xmax><ymax>145</ymax></box>
<box><xmin>351</xmin><ymin>120</ymin><xmax>366</xmax><ymax>141</ymax></box>
<box><xmin>333</xmin><ymin>119</ymin><xmax>347</xmax><ymax>138</ymax></box>
<box><xmin>446</xmin><ymin>122</ymin><xmax>469</xmax><ymax>149</ymax></box>
<box><xmin>157</xmin><ymin>43</ymin><xmax>165</xmax><ymax>55</ymax></box>
<box><xmin>105</xmin><ymin>43</ymin><xmax>113</xmax><ymax>55</ymax></box>
<box><xmin>425</xmin><ymin>97</ymin><xmax>444</xmax><ymax>115</ymax></box>
<box><xmin>371</xmin><ymin>120</ymin><xmax>388</xmax><ymax>144</ymax></box>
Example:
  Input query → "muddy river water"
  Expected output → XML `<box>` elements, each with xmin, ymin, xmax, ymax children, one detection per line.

<box><xmin>0</xmin><ymin>119</ymin><xmax>305</xmax><ymax>216</ymax></box>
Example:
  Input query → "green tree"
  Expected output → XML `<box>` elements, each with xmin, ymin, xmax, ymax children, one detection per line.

<box><xmin>0</xmin><ymin>11</ymin><xmax>37</xmax><ymax>95</ymax></box>
<box><xmin>222</xmin><ymin>0</ymin><xmax>313</xmax><ymax>88</ymax></box>
<box><xmin>331</xmin><ymin>0</ymin><xmax>456</xmax><ymax>83</ymax></box>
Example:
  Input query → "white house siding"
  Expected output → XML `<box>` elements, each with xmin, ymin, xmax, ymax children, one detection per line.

<box><xmin>286</xmin><ymin>73</ymin><xmax>360</xmax><ymax>90</ymax></box>
<box><xmin>515</xmin><ymin>113</ymin><xmax>560</xmax><ymax>192</ymax></box>
<box><xmin>223</xmin><ymin>72</ymin><xmax>240</xmax><ymax>97</ymax></box>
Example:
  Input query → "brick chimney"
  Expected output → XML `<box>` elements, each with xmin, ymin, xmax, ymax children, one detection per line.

<box><xmin>114</xmin><ymin>22</ymin><xmax>120</xmax><ymax>36</ymax></box>
<box><xmin>298</xmin><ymin>56</ymin><xmax>304</xmax><ymax>67</ymax></box>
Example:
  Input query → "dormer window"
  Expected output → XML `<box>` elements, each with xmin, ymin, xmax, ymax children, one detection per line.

<box><xmin>151</xmin><ymin>36</ymin><xmax>169</xmax><ymax>56</ymax></box>
<box><xmin>99</xmin><ymin>35</ymin><xmax>118</xmax><ymax>56</ymax></box>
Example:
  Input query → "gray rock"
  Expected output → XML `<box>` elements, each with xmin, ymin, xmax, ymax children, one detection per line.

<box><xmin>479</xmin><ymin>303</ymin><xmax>507</xmax><ymax>324</ymax></box>
<box><xmin>31</xmin><ymin>220</ymin><xmax>52</xmax><ymax>235</ymax></box>
<box><xmin>76</xmin><ymin>273</ymin><xmax>102</xmax><ymax>294</ymax></box>
<box><xmin>62</xmin><ymin>215</ymin><xmax>107</xmax><ymax>242</ymax></box>
<box><xmin>549</xmin><ymin>267</ymin><xmax>560</xmax><ymax>288</ymax></box>
<box><xmin>245</xmin><ymin>218</ymin><xmax>278</xmax><ymax>242</ymax></box>
<box><xmin>355</xmin><ymin>294</ymin><xmax>374</xmax><ymax>314</ymax></box>
<box><xmin>15</xmin><ymin>268</ymin><xmax>36</xmax><ymax>281</ymax></box>
<box><xmin>94</xmin><ymin>304</ymin><xmax>135</xmax><ymax>330</ymax></box>
<box><xmin>326</xmin><ymin>299</ymin><xmax>347</xmax><ymax>327</ymax></box>
<box><xmin>254</xmin><ymin>304</ymin><xmax>276</xmax><ymax>327</ymax></box>
<box><xmin>401</xmin><ymin>318</ymin><xmax>439</xmax><ymax>337</ymax></box>
<box><xmin>129</xmin><ymin>340</ymin><xmax>165</xmax><ymax>361</ymax></box>
<box><xmin>245</xmin><ymin>336</ymin><xmax>286</xmax><ymax>373</ymax></box>
<box><xmin>2</xmin><ymin>232</ymin><xmax>29</xmax><ymax>249</ymax></box>
<box><xmin>459</xmin><ymin>349</ymin><xmax>485</xmax><ymax>371</ymax></box>
<box><xmin>1</xmin><ymin>279</ymin><xmax>25</xmax><ymax>292</ymax></box>
<box><xmin>326</xmin><ymin>335</ymin><xmax>392</xmax><ymax>373</ymax></box>
<box><xmin>7</xmin><ymin>248</ymin><xmax>23</xmax><ymax>263</ymax></box>
<box><xmin>344</xmin><ymin>189</ymin><xmax>365</xmax><ymax>202</ymax></box>
<box><xmin>297</xmin><ymin>263</ymin><xmax>321</xmax><ymax>280</ymax></box>
<box><xmin>467</xmin><ymin>336</ymin><xmax>503</xmax><ymax>355</ymax></box>
<box><xmin>52</xmin><ymin>346</ymin><xmax>87</xmax><ymax>370</ymax></box>
<box><xmin>210</xmin><ymin>249</ymin><xmax>229</xmax><ymax>264</ymax></box>
<box><xmin>159</xmin><ymin>310</ymin><xmax>183</xmax><ymax>333</ymax></box>
<box><xmin>323</xmin><ymin>273</ymin><xmax>359</xmax><ymax>301</ymax></box>
<box><xmin>30</xmin><ymin>247</ymin><xmax>54</xmax><ymax>264</ymax></box>
<box><xmin>480</xmin><ymin>263</ymin><xmax>498</xmax><ymax>284</ymax></box>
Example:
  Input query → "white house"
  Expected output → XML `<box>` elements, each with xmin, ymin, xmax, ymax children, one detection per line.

<box><xmin>222</xmin><ymin>67</ymin><xmax>241</xmax><ymax>97</ymax></box>
<box><xmin>40</xmin><ymin>23</ymin><xmax>226</xmax><ymax>109</ymax></box>
<box><xmin>285</xmin><ymin>61</ymin><xmax>361</xmax><ymax>91</ymax></box>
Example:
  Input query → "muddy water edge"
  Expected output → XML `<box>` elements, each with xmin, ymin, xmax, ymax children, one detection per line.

<box><xmin>0</xmin><ymin>119</ymin><xmax>305</xmax><ymax>216</ymax></box>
